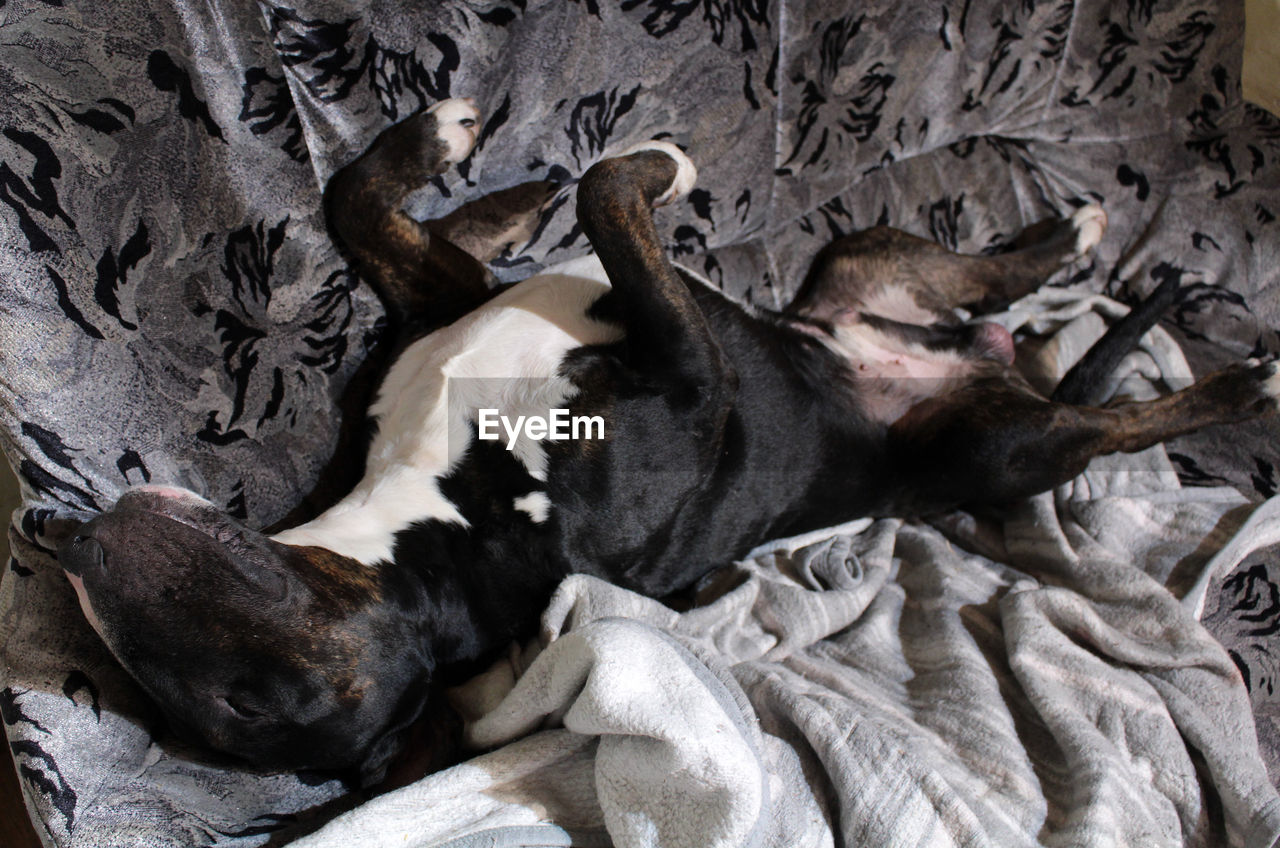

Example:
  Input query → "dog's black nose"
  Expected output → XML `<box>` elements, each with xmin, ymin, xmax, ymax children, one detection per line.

<box><xmin>60</xmin><ymin>534</ymin><xmax>105</xmax><ymax>577</ymax></box>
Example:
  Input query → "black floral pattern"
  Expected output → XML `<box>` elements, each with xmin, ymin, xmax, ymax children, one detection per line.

<box><xmin>240</xmin><ymin>67</ymin><xmax>308</xmax><ymax>162</ymax></box>
<box><xmin>0</xmin><ymin>128</ymin><xmax>75</xmax><ymax>255</ymax></box>
<box><xmin>147</xmin><ymin>50</ymin><xmax>226</xmax><ymax>143</ymax></box>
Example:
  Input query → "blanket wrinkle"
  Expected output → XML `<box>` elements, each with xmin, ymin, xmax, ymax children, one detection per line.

<box><xmin>1187</xmin><ymin>496</ymin><xmax>1280</xmax><ymax>619</ymax></box>
<box><xmin>468</xmin><ymin>618</ymin><xmax>770</xmax><ymax>848</ymax></box>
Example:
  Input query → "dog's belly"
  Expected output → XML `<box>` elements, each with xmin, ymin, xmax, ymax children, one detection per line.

<box><xmin>819</xmin><ymin>317</ymin><xmax>1014</xmax><ymax>423</ymax></box>
<box><xmin>273</xmin><ymin>256</ymin><xmax>623</xmax><ymax>565</ymax></box>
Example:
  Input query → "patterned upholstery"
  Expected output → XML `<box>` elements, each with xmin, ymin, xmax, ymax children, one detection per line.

<box><xmin>1</xmin><ymin>1</ymin><xmax>1278</xmax><ymax>843</ymax></box>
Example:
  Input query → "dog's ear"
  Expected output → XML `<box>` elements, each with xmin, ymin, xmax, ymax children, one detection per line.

<box><xmin>357</xmin><ymin>723</ymin><xmax>413</xmax><ymax>788</ymax></box>
<box><xmin>233</xmin><ymin>558</ymin><xmax>291</xmax><ymax>601</ymax></box>
<box><xmin>355</xmin><ymin>677</ymin><xmax>452</xmax><ymax>788</ymax></box>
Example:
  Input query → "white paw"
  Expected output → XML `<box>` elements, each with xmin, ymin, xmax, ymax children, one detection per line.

<box><xmin>429</xmin><ymin>97</ymin><xmax>481</xmax><ymax>165</ymax></box>
<box><xmin>1260</xmin><ymin>359</ymin><xmax>1280</xmax><ymax>402</ymax></box>
<box><xmin>619</xmin><ymin>140</ymin><xmax>697</xmax><ymax>207</ymax></box>
<box><xmin>1071</xmin><ymin>203</ymin><xmax>1107</xmax><ymax>258</ymax></box>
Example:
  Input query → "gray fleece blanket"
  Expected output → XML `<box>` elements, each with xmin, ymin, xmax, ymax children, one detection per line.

<box><xmin>2</xmin><ymin>0</ymin><xmax>1280</xmax><ymax>845</ymax></box>
<box><xmin>282</xmin><ymin>290</ymin><xmax>1280</xmax><ymax>848</ymax></box>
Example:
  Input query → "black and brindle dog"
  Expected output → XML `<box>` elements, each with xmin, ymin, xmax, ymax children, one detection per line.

<box><xmin>58</xmin><ymin>98</ymin><xmax>1280</xmax><ymax>785</ymax></box>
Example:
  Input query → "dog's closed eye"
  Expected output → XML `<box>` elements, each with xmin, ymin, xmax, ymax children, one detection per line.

<box><xmin>216</xmin><ymin>695</ymin><xmax>263</xmax><ymax>721</ymax></box>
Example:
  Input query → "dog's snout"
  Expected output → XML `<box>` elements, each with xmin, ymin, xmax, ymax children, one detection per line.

<box><xmin>60</xmin><ymin>533</ymin><xmax>105</xmax><ymax>577</ymax></box>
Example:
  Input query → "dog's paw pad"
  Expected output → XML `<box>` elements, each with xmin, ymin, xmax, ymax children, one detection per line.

<box><xmin>1071</xmin><ymin>203</ymin><xmax>1107</xmax><ymax>258</ymax></box>
<box><xmin>620</xmin><ymin>140</ymin><xmax>697</xmax><ymax>207</ymax></box>
<box><xmin>429</xmin><ymin>97</ymin><xmax>481</xmax><ymax>165</ymax></box>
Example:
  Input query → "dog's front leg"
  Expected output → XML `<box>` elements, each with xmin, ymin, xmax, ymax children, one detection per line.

<box><xmin>324</xmin><ymin>99</ymin><xmax>491</xmax><ymax>332</ymax></box>
<box><xmin>575</xmin><ymin>144</ymin><xmax>736</xmax><ymax>432</ymax></box>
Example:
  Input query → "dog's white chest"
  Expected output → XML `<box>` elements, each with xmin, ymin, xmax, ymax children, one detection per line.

<box><xmin>273</xmin><ymin>256</ymin><xmax>622</xmax><ymax>565</ymax></box>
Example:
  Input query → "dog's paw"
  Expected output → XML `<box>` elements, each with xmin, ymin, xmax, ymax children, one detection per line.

<box><xmin>428</xmin><ymin>97</ymin><xmax>481</xmax><ymax>166</ymax></box>
<box><xmin>1197</xmin><ymin>358</ymin><xmax>1280</xmax><ymax>419</ymax></box>
<box><xmin>619</xmin><ymin>140</ymin><xmax>697</xmax><ymax>207</ymax></box>
<box><xmin>1266</xmin><ymin>361</ymin><xmax>1280</xmax><ymax>401</ymax></box>
<box><xmin>1250</xmin><ymin>358</ymin><xmax>1280</xmax><ymax>409</ymax></box>
<box><xmin>1071</xmin><ymin>203</ymin><xmax>1107</xmax><ymax>258</ymax></box>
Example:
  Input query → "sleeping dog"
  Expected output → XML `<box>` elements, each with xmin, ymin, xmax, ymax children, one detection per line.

<box><xmin>58</xmin><ymin>98</ymin><xmax>1280</xmax><ymax>785</ymax></box>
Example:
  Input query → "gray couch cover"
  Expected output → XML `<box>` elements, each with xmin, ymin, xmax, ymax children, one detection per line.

<box><xmin>2</xmin><ymin>0</ymin><xmax>1280</xmax><ymax>845</ymax></box>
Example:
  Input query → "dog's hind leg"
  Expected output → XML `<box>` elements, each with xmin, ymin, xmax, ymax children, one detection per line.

<box><xmin>576</xmin><ymin>144</ymin><xmax>736</xmax><ymax>419</ymax></box>
<box><xmin>886</xmin><ymin>359</ymin><xmax>1279</xmax><ymax>512</ymax></box>
<box><xmin>324</xmin><ymin>98</ymin><xmax>492</xmax><ymax>332</ymax></box>
<box><xmin>787</xmin><ymin>205</ymin><xmax>1108</xmax><ymax>324</ymax></box>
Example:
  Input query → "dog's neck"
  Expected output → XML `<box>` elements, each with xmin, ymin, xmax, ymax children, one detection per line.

<box><xmin>316</xmin><ymin>511</ymin><xmax>561</xmax><ymax>682</ymax></box>
<box><xmin>273</xmin><ymin>467</ymin><xmax>467</xmax><ymax>567</ymax></box>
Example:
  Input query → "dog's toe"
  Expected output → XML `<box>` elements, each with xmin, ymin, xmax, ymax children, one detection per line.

<box><xmin>618</xmin><ymin>140</ymin><xmax>697</xmax><ymax>207</ymax></box>
<box><xmin>429</xmin><ymin>97</ymin><xmax>481</xmax><ymax>165</ymax></box>
<box><xmin>1071</xmin><ymin>203</ymin><xmax>1107</xmax><ymax>258</ymax></box>
<box><xmin>1238</xmin><ymin>358</ymin><xmax>1280</xmax><ymax>416</ymax></box>
<box><xmin>1258</xmin><ymin>359</ymin><xmax>1280</xmax><ymax>406</ymax></box>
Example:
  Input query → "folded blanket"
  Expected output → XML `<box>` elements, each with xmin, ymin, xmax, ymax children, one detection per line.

<box><xmin>289</xmin><ymin>288</ymin><xmax>1280</xmax><ymax>848</ymax></box>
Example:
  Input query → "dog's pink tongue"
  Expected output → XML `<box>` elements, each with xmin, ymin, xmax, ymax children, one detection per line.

<box><xmin>974</xmin><ymin>322</ymin><xmax>1016</xmax><ymax>365</ymax></box>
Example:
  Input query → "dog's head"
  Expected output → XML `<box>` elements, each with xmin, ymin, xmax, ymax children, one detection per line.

<box><xmin>58</xmin><ymin>486</ymin><xmax>434</xmax><ymax>785</ymax></box>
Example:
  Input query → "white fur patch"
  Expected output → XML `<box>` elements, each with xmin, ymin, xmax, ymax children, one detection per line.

<box><xmin>513</xmin><ymin>492</ymin><xmax>551</xmax><ymax>524</ymax></box>
<box><xmin>1071</xmin><ymin>203</ymin><xmax>1107</xmax><ymax>257</ymax></box>
<box><xmin>129</xmin><ymin>484</ymin><xmax>214</xmax><ymax>506</ymax></box>
<box><xmin>429</xmin><ymin>97</ymin><xmax>480</xmax><ymax>165</ymax></box>
<box><xmin>1258</xmin><ymin>360</ymin><xmax>1280</xmax><ymax>402</ymax></box>
<box><xmin>618</xmin><ymin>140</ymin><xmax>697</xmax><ymax>206</ymax></box>
<box><xmin>823</xmin><ymin>320</ymin><xmax>982</xmax><ymax>424</ymax></box>
<box><xmin>273</xmin><ymin>256</ymin><xmax>621</xmax><ymax>565</ymax></box>
<box><xmin>66</xmin><ymin>572</ymin><xmax>106</xmax><ymax>640</ymax></box>
<box><xmin>859</xmin><ymin>285</ymin><xmax>941</xmax><ymax>325</ymax></box>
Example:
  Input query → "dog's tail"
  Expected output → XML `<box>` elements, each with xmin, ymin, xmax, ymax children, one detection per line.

<box><xmin>1050</xmin><ymin>274</ymin><xmax>1181</xmax><ymax>406</ymax></box>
